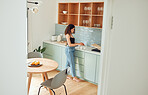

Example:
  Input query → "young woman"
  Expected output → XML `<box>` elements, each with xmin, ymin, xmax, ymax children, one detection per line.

<box><xmin>65</xmin><ymin>24</ymin><xmax>84</xmax><ymax>82</ymax></box>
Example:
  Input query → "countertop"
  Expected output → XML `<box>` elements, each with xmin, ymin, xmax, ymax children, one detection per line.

<box><xmin>43</xmin><ymin>40</ymin><xmax>101</xmax><ymax>55</ymax></box>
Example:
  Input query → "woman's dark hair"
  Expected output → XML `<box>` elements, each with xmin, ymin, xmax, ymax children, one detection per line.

<box><xmin>64</xmin><ymin>24</ymin><xmax>75</xmax><ymax>35</ymax></box>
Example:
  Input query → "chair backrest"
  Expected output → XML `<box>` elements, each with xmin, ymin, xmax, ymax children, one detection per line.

<box><xmin>27</xmin><ymin>52</ymin><xmax>43</xmax><ymax>59</ymax></box>
<box><xmin>51</xmin><ymin>68</ymin><xmax>69</xmax><ymax>89</ymax></box>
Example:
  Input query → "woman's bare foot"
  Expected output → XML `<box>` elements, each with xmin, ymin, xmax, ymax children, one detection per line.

<box><xmin>67</xmin><ymin>76</ymin><xmax>73</xmax><ymax>80</ymax></box>
<box><xmin>73</xmin><ymin>77</ymin><xmax>83</xmax><ymax>82</ymax></box>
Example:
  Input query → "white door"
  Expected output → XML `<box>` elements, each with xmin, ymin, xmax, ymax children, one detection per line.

<box><xmin>99</xmin><ymin>0</ymin><xmax>148</xmax><ymax>95</ymax></box>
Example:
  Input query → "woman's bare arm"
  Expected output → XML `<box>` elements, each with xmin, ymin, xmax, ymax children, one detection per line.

<box><xmin>66</xmin><ymin>34</ymin><xmax>81</xmax><ymax>47</ymax></box>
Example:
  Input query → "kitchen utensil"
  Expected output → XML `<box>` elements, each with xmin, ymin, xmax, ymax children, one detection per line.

<box><xmin>85</xmin><ymin>20</ymin><xmax>89</xmax><ymax>26</ymax></box>
<box><xmin>61</xmin><ymin>22</ymin><xmax>67</xmax><ymax>25</ymax></box>
<box><xmin>83</xmin><ymin>20</ymin><xmax>86</xmax><ymax>26</ymax></box>
<box><xmin>63</xmin><ymin>11</ymin><xmax>68</xmax><ymax>14</ymax></box>
<box><xmin>91</xmin><ymin>44</ymin><xmax>101</xmax><ymax>50</ymax></box>
<box><xmin>51</xmin><ymin>35</ymin><xmax>57</xmax><ymax>41</ymax></box>
<box><xmin>84</xmin><ymin>7</ymin><xmax>87</xmax><ymax>14</ymax></box>
<box><xmin>91</xmin><ymin>48</ymin><xmax>101</xmax><ymax>52</ymax></box>
<box><xmin>97</xmin><ymin>7</ymin><xmax>100</xmax><ymax>15</ymax></box>
<box><xmin>57</xmin><ymin>34</ymin><xmax>62</xmax><ymax>42</ymax></box>
<box><xmin>96</xmin><ymin>24</ymin><xmax>101</xmax><ymax>28</ymax></box>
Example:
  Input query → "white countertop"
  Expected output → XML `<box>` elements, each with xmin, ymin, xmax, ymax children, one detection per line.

<box><xmin>43</xmin><ymin>40</ymin><xmax>101</xmax><ymax>55</ymax></box>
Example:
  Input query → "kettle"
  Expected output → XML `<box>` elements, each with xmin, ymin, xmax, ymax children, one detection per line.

<box><xmin>57</xmin><ymin>34</ymin><xmax>62</xmax><ymax>42</ymax></box>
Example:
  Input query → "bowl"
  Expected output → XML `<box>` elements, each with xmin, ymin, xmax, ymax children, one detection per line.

<box><xmin>63</xmin><ymin>11</ymin><xmax>68</xmax><ymax>14</ymax></box>
<box><xmin>61</xmin><ymin>22</ymin><xmax>67</xmax><ymax>25</ymax></box>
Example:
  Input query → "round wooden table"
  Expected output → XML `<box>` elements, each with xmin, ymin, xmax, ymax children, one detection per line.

<box><xmin>27</xmin><ymin>58</ymin><xmax>58</xmax><ymax>95</ymax></box>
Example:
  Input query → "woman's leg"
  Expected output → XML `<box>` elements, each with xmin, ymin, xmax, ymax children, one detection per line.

<box><xmin>65</xmin><ymin>48</ymin><xmax>70</xmax><ymax>68</ymax></box>
<box><xmin>66</xmin><ymin>51</ymin><xmax>76</xmax><ymax>77</ymax></box>
<box><xmin>65</xmin><ymin>47</ymin><xmax>73</xmax><ymax>80</ymax></box>
<box><xmin>69</xmin><ymin>51</ymin><xmax>82</xmax><ymax>82</ymax></box>
<box><xmin>70</xmin><ymin>51</ymin><xmax>76</xmax><ymax>77</ymax></box>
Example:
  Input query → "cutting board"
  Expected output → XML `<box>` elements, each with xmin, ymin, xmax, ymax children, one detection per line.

<box><xmin>91</xmin><ymin>44</ymin><xmax>101</xmax><ymax>50</ymax></box>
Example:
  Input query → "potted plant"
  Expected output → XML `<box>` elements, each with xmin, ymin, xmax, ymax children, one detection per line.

<box><xmin>33</xmin><ymin>46</ymin><xmax>46</xmax><ymax>53</ymax></box>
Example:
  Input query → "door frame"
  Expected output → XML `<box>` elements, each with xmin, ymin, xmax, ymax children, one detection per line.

<box><xmin>98</xmin><ymin>0</ymin><xmax>112</xmax><ymax>95</ymax></box>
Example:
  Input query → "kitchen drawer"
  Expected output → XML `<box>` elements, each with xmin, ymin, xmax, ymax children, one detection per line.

<box><xmin>76</xmin><ymin>70</ymin><xmax>84</xmax><ymax>79</ymax></box>
<box><xmin>75</xmin><ymin>57</ymin><xmax>84</xmax><ymax>65</ymax></box>
<box><xmin>74</xmin><ymin>50</ymin><xmax>84</xmax><ymax>58</ymax></box>
<box><xmin>43</xmin><ymin>42</ymin><xmax>54</xmax><ymax>55</ymax></box>
<box><xmin>75</xmin><ymin>64</ymin><xmax>84</xmax><ymax>72</ymax></box>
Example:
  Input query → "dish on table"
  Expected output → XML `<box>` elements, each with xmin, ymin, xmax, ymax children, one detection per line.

<box><xmin>28</xmin><ymin>61</ymin><xmax>43</xmax><ymax>67</ymax></box>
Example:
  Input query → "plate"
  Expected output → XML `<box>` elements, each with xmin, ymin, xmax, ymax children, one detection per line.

<box><xmin>28</xmin><ymin>62</ymin><xmax>43</xmax><ymax>67</ymax></box>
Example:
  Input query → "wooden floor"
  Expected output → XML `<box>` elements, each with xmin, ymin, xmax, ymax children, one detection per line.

<box><xmin>28</xmin><ymin>70</ymin><xmax>98</xmax><ymax>95</ymax></box>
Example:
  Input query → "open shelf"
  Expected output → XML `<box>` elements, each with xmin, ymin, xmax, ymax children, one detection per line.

<box><xmin>58</xmin><ymin>2</ymin><xmax>104</xmax><ymax>29</ymax></box>
<box><xmin>80</xmin><ymin>3</ymin><xmax>92</xmax><ymax>15</ymax></box>
<box><xmin>59</xmin><ymin>13</ymin><xmax>68</xmax><ymax>15</ymax></box>
<box><xmin>58</xmin><ymin>15</ymin><xmax>68</xmax><ymax>25</ymax></box>
<box><xmin>58</xmin><ymin>3</ymin><xmax>68</xmax><ymax>14</ymax></box>
<box><xmin>92</xmin><ymin>2</ymin><xmax>104</xmax><ymax>15</ymax></box>
<box><xmin>91</xmin><ymin>16</ymin><xmax>103</xmax><ymax>28</ymax></box>
<box><xmin>68</xmin><ymin>15</ymin><xmax>79</xmax><ymax>26</ymax></box>
<box><xmin>79</xmin><ymin>15</ymin><xmax>91</xmax><ymax>27</ymax></box>
<box><xmin>69</xmin><ymin>3</ymin><xmax>79</xmax><ymax>14</ymax></box>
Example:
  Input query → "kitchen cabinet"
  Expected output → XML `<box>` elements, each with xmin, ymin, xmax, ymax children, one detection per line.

<box><xmin>58</xmin><ymin>2</ymin><xmax>104</xmax><ymax>29</ymax></box>
<box><xmin>43</xmin><ymin>42</ymin><xmax>62</xmax><ymax>70</ymax></box>
<box><xmin>43</xmin><ymin>42</ymin><xmax>100</xmax><ymax>84</ymax></box>
<box><xmin>52</xmin><ymin>45</ymin><xmax>62</xmax><ymax>70</ymax></box>
<box><xmin>75</xmin><ymin>56</ymin><xmax>85</xmax><ymax>79</ymax></box>
<box><xmin>43</xmin><ymin>53</ymin><xmax>53</xmax><ymax>60</ymax></box>
<box><xmin>74</xmin><ymin>50</ymin><xmax>85</xmax><ymax>58</ymax></box>
<box><xmin>95</xmin><ymin>55</ymin><xmax>100</xmax><ymax>84</ymax></box>
<box><xmin>61</xmin><ymin>47</ymin><xmax>66</xmax><ymax>70</ymax></box>
<box><xmin>84</xmin><ymin>52</ymin><xmax>97</xmax><ymax>82</ymax></box>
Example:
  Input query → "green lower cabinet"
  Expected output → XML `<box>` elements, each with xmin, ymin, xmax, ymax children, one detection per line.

<box><xmin>43</xmin><ymin>43</ymin><xmax>62</xmax><ymax>71</ymax></box>
<box><xmin>43</xmin><ymin>42</ymin><xmax>54</xmax><ymax>55</ymax></box>
<box><xmin>75</xmin><ymin>63</ymin><xmax>84</xmax><ymax>72</ymax></box>
<box><xmin>84</xmin><ymin>53</ymin><xmax>97</xmax><ymax>82</ymax></box>
<box><xmin>75</xmin><ymin>57</ymin><xmax>84</xmax><ymax>65</ymax></box>
<box><xmin>52</xmin><ymin>45</ymin><xmax>62</xmax><ymax>70</ymax></box>
<box><xmin>43</xmin><ymin>53</ymin><xmax>53</xmax><ymax>60</ymax></box>
<box><xmin>43</xmin><ymin>42</ymin><xmax>100</xmax><ymax>84</ymax></box>
<box><xmin>76</xmin><ymin>70</ymin><xmax>84</xmax><ymax>79</ymax></box>
<box><xmin>61</xmin><ymin>47</ymin><xmax>66</xmax><ymax>70</ymax></box>
<box><xmin>95</xmin><ymin>55</ymin><xmax>100</xmax><ymax>84</ymax></box>
<box><xmin>74</xmin><ymin>50</ymin><xmax>84</xmax><ymax>58</ymax></box>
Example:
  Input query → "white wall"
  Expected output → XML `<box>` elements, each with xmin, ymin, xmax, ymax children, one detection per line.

<box><xmin>0</xmin><ymin>0</ymin><xmax>26</xmax><ymax>95</ymax></box>
<box><xmin>28</xmin><ymin>0</ymin><xmax>57</xmax><ymax>52</ymax></box>
<box><xmin>100</xmin><ymin>0</ymin><xmax>148</xmax><ymax>95</ymax></box>
<box><xmin>56</xmin><ymin>0</ymin><xmax>104</xmax><ymax>23</ymax></box>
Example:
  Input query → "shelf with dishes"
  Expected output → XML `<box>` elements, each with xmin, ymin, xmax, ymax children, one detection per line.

<box><xmin>79</xmin><ymin>15</ymin><xmax>91</xmax><ymax>27</ymax></box>
<box><xmin>58</xmin><ymin>2</ymin><xmax>104</xmax><ymax>29</ymax></box>
<box><xmin>91</xmin><ymin>16</ymin><xmax>103</xmax><ymax>28</ymax></box>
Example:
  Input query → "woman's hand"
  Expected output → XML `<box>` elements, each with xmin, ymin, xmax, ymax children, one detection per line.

<box><xmin>79</xmin><ymin>42</ymin><xmax>85</xmax><ymax>46</ymax></box>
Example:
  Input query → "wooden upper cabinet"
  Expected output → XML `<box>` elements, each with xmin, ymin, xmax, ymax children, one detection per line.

<box><xmin>80</xmin><ymin>3</ymin><xmax>92</xmax><ymax>15</ymax></box>
<box><xmin>69</xmin><ymin>3</ymin><xmax>79</xmax><ymax>15</ymax></box>
<box><xmin>92</xmin><ymin>2</ymin><xmax>104</xmax><ymax>16</ymax></box>
<box><xmin>58</xmin><ymin>2</ymin><xmax>104</xmax><ymax>29</ymax></box>
<box><xmin>58</xmin><ymin>3</ymin><xmax>68</xmax><ymax>14</ymax></box>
